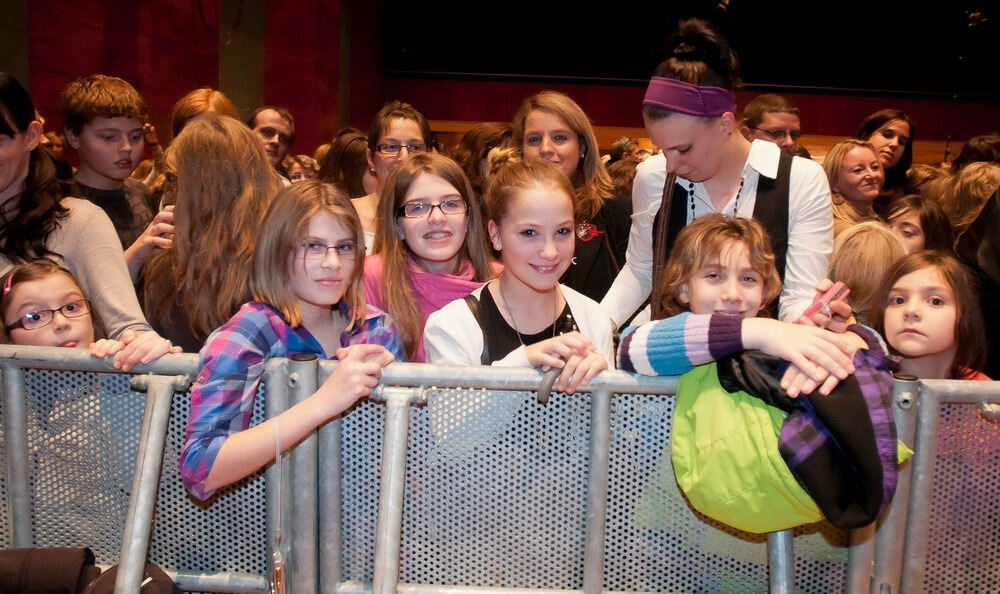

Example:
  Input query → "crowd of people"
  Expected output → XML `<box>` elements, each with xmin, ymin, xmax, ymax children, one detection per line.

<box><xmin>1</xmin><ymin>17</ymin><xmax>998</xmax><ymax>504</ymax></box>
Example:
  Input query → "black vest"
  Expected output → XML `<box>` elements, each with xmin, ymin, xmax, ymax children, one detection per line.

<box><xmin>653</xmin><ymin>153</ymin><xmax>794</xmax><ymax>318</ymax></box>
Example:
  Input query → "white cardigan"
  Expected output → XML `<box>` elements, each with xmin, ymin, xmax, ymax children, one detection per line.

<box><xmin>423</xmin><ymin>283</ymin><xmax>615</xmax><ymax>368</ymax></box>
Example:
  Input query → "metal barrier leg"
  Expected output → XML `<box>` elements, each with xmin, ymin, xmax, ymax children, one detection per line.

<box><xmin>871</xmin><ymin>376</ymin><xmax>919</xmax><ymax>593</ymax></box>
<box><xmin>582</xmin><ymin>388</ymin><xmax>611</xmax><ymax>594</ymax></box>
<box><xmin>2</xmin><ymin>364</ymin><xmax>31</xmax><ymax>547</ymax></box>
<box><xmin>317</xmin><ymin>363</ymin><xmax>343</xmax><ymax>594</ymax></box>
<box><xmin>289</xmin><ymin>355</ymin><xmax>320</xmax><ymax>594</ymax></box>
<box><xmin>115</xmin><ymin>374</ymin><xmax>187</xmax><ymax>594</ymax></box>
<box><xmin>265</xmin><ymin>359</ymin><xmax>291</xmax><ymax>594</ymax></box>
<box><xmin>900</xmin><ymin>383</ymin><xmax>941</xmax><ymax>594</ymax></box>
<box><xmin>372</xmin><ymin>387</ymin><xmax>419</xmax><ymax>594</ymax></box>
<box><xmin>846</xmin><ymin>523</ymin><xmax>875</xmax><ymax>593</ymax></box>
<box><xmin>768</xmin><ymin>529</ymin><xmax>794</xmax><ymax>593</ymax></box>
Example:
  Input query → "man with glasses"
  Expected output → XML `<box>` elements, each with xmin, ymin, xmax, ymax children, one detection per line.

<box><xmin>739</xmin><ymin>94</ymin><xmax>802</xmax><ymax>157</ymax></box>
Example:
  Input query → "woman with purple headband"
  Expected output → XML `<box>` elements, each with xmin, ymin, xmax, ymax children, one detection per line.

<box><xmin>601</xmin><ymin>19</ymin><xmax>833</xmax><ymax>326</ymax></box>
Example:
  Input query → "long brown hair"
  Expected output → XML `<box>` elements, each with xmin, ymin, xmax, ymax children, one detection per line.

<box><xmin>143</xmin><ymin>113</ymin><xmax>279</xmax><ymax>340</ymax></box>
<box><xmin>512</xmin><ymin>91</ymin><xmax>614</xmax><ymax>220</ymax></box>
<box><xmin>373</xmin><ymin>153</ymin><xmax>492</xmax><ymax>358</ymax></box>
<box><xmin>251</xmin><ymin>182</ymin><xmax>367</xmax><ymax>329</ymax></box>
<box><xmin>869</xmin><ymin>251</ymin><xmax>985</xmax><ymax>377</ymax></box>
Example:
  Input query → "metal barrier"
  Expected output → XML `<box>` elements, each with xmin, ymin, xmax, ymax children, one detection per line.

<box><xmin>846</xmin><ymin>376</ymin><xmax>1000</xmax><ymax>593</ymax></box>
<box><xmin>1</xmin><ymin>344</ymin><xmax>997</xmax><ymax>592</ymax></box>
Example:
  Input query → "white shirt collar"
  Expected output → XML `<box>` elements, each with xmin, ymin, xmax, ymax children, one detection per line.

<box><xmin>746</xmin><ymin>138</ymin><xmax>781</xmax><ymax>180</ymax></box>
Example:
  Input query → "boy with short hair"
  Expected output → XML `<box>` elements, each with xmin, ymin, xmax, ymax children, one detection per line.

<box><xmin>61</xmin><ymin>75</ymin><xmax>168</xmax><ymax>280</ymax></box>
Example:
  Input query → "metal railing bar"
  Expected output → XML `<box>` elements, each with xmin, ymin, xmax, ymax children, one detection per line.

<box><xmin>767</xmin><ymin>529</ymin><xmax>794</xmax><ymax>593</ymax></box>
<box><xmin>318</xmin><ymin>361</ymin><xmax>343</xmax><ymax>594</ymax></box>
<box><xmin>582</xmin><ymin>388</ymin><xmax>611</xmax><ymax>594</ymax></box>
<box><xmin>167</xmin><ymin>570</ymin><xmax>268</xmax><ymax>592</ymax></box>
<box><xmin>0</xmin><ymin>345</ymin><xmax>199</xmax><ymax>376</ymax></box>
<box><xmin>900</xmin><ymin>383</ymin><xmax>943</xmax><ymax>593</ymax></box>
<box><xmin>114</xmin><ymin>375</ymin><xmax>187</xmax><ymax>594</ymax></box>
<box><xmin>870</xmin><ymin>375</ymin><xmax>919</xmax><ymax>593</ymax></box>
<box><xmin>289</xmin><ymin>355</ymin><xmax>320</xmax><ymax>594</ymax></box>
<box><xmin>372</xmin><ymin>386</ymin><xmax>422</xmax><ymax>594</ymax></box>
<box><xmin>2</xmin><ymin>363</ymin><xmax>30</xmax><ymax>547</ymax></box>
<box><xmin>265</xmin><ymin>358</ymin><xmax>291</xmax><ymax>594</ymax></box>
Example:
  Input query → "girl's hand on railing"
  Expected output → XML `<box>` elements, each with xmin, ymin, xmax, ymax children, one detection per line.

<box><xmin>317</xmin><ymin>344</ymin><xmax>394</xmax><ymax>416</ymax></box>
<box><xmin>554</xmin><ymin>349</ymin><xmax>608</xmax><ymax>394</ymax></box>
<box><xmin>89</xmin><ymin>329</ymin><xmax>181</xmax><ymax>371</ymax></box>
<box><xmin>524</xmin><ymin>332</ymin><xmax>595</xmax><ymax>372</ymax></box>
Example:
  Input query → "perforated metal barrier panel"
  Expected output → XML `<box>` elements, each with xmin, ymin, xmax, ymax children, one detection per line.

<box><xmin>340</xmin><ymin>389</ymin><xmax>849</xmax><ymax>592</ymax></box>
<box><xmin>0</xmin><ymin>381</ymin><xmax>8</xmax><ymax>550</ymax></box>
<box><xmin>25</xmin><ymin>371</ymin><xmax>137</xmax><ymax>561</ymax></box>
<box><xmin>17</xmin><ymin>369</ymin><xmax>267</xmax><ymax>585</ymax></box>
<box><xmin>8</xmin><ymin>366</ymin><xmax>1000</xmax><ymax>593</ymax></box>
<box><xmin>924</xmin><ymin>402</ymin><xmax>1000</xmax><ymax>592</ymax></box>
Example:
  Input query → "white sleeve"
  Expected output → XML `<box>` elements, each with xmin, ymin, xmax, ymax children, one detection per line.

<box><xmin>423</xmin><ymin>301</ymin><xmax>484</xmax><ymax>366</ymax></box>
<box><xmin>567</xmin><ymin>286</ymin><xmax>616</xmax><ymax>368</ymax></box>
<box><xmin>779</xmin><ymin>158</ymin><xmax>833</xmax><ymax>322</ymax></box>
<box><xmin>600</xmin><ymin>153</ymin><xmax>665</xmax><ymax>327</ymax></box>
<box><xmin>423</xmin><ymin>298</ymin><xmax>533</xmax><ymax>368</ymax></box>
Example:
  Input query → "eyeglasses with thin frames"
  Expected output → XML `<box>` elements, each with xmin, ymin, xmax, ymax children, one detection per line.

<box><xmin>298</xmin><ymin>240</ymin><xmax>359</xmax><ymax>261</ymax></box>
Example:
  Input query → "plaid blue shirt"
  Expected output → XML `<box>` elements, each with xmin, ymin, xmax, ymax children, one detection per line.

<box><xmin>180</xmin><ymin>301</ymin><xmax>403</xmax><ymax>499</ymax></box>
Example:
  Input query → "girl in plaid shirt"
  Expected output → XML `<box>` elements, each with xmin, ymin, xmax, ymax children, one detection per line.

<box><xmin>180</xmin><ymin>182</ymin><xmax>402</xmax><ymax>500</ymax></box>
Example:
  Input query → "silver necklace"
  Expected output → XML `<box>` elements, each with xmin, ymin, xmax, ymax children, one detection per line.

<box><xmin>496</xmin><ymin>277</ymin><xmax>562</xmax><ymax>347</ymax></box>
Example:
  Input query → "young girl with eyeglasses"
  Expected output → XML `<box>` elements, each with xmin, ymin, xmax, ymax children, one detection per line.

<box><xmin>424</xmin><ymin>157</ymin><xmax>612</xmax><ymax>394</ymax></box>
<box><xmin>1</xmin><ymin>258</ymin><xmax>181</xmax><ymax>358</ymax></box>
<box><xmin>354</xmin><ymin>101</ymin><xmax>434</xmax><ymax>250</ymax></box>
<box><xmin>180</xmin><ymin>182</ymin><xmax>403</xmax><ymax>500</ymax></box>
<box><xmin>364</xmin><ymin>153</ymin><xmax>497</xmax><ymax>362</ymax></box>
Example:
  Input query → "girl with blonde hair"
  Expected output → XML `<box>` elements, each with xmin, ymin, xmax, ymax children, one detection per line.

<box><xmin>827</xmin><ymin>221</ymin><xmax>906</xmax><ymax>325</ymax></box>
<box><xmin>513</xmin><ymin>90</ymin><xmax>631</xmax><ymax>302</ymax></box>
<box><xmin>142</xmin><ymin>113</ymin><xmax>280</xmax><ymax>352</ymax></box>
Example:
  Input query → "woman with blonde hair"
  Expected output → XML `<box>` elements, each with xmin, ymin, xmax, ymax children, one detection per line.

<box><xmin>827</xmin><ymin>221</ymin><xmax>906</xmax><ymax>325</ymax></box>
<box><xmin>513</xmin><ymin>90</ymin><xmax>631</xmax><ymax>302</ymax></box>
<box><xmin>823</xmin><ymin>139</ymin><xmax>884</xmax><ymax>236</ymax></box>
<box><xmin>141</xmin><ymin>113</ymin><xmax>280</xmax><ymax>352</ymax></box>
<box><xmin>365</xmin><ymin>152</ymin><xmax>495</xmax><ymax>361</ymax></box>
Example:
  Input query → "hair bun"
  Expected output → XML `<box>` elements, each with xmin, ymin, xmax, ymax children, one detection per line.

<box><xmin>659</xmin><ymin>18</ymin><xmax>740</xmax><ymax>89</ymax></box>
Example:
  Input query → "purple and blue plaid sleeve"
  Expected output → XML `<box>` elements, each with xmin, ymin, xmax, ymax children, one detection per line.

<box><xmin>179</xmin><ymin>305</ymin><xmax>284</xmax><ymax>500</ymax></box>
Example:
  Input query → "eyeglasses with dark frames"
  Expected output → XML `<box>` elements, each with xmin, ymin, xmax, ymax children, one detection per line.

<box><xmin>396</xmin><ymin>199</ymin><xmax>469</xmax><ymax>218</ymax></box>
<box><xmin>5</xmin><ymin>299</ymin><xmax>92</xmax><ymax>332</ymax></box>
<box><xmin>750</xmin><ymin>127</ymin><xmax>802</xmax><ymax>142</ymax></box>
<box><xmin>375</xmin><ymin>142</ymin><xmax>427</xmax><ymax>156</ymax></box>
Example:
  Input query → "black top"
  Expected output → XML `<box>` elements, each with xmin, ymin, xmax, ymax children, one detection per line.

<box><xmin>472</xmin><ymin>286</ymin><xmax>579</xmax><ymax>365</ymax></box>
<box><xmin>62</xmin><ymin>178</ymin><xmax>154</xmax><ymax>250</ymax></box>
<box><xmin>559</xmin><ymin>191</ymin><xmax>632</xmax><ymax>303</ymax></box>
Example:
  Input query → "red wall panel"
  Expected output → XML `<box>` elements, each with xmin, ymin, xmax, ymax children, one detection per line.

<box><xmin>264</xmin><ymin>0</ymin><xmax>342</xmax><ymax>156</ymax></box>
<box><xmin>29</xmin><ymin>0</ymin><xmax>219</xmax><ymax>160</ymax></box>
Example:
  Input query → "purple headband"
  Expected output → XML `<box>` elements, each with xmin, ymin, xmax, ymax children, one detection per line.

<box><xmin>643</xmin><ymin>76</ymin><xmax>736</xmax><ymax>117</ymax></box>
